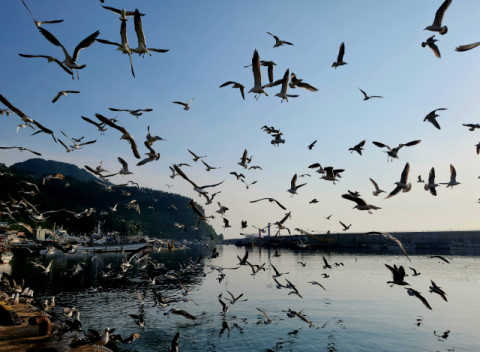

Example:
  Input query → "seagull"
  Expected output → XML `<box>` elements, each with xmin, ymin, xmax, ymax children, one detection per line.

<box><xmin>237</xmin><ymin>251</ymin><xmax>249</xmax><ymax>265</ymax></box>
<box><xmin>308</xmin><ymin>281</ymin><xmax>326</xmax><ymax>290</ymax></box>
<box><xmin>226</xmin><ymin>290</ymin><xmax>247</xmax><ymax>305</ymax></box>
<box><xmin>409</xmin><ymin>268</ymin><xmax>421</xmax><ymax>276</ymax></box>
<box><xmin>475</xmin><ymin>142</ymin><xmax>480</xmax><ymax>155</ymax></box>
<box><xmin>36</xmin><ymin>260</ymin><xmax>53</xmax><ymax>274</ymax></box>
<box><xmin>307</xmin><ymin>140</ymin><xmax>317</xmax><ymax>150</ymax></box>
<box><xmin>118</xmin><ymin>157</ymin><xmax>134</xmax><ymax>175</ymax></box>
<box><xmin>271</xmin><ymin>264</ymin><xmax>289</xmax><ymax>278</ymax></box>
<box><xmin>289</xmin><ymin>73</ymin><xmax>318</xmax><ymax>91</ymax></box>
<box><xmin>61</xmin><ymin>131</ymin><xmax>96</xmax><ymax>150</ymax></box>
<box><xmin>109</xmin><ymin>108</ymin><xmax>153</xmax><ymax>118</ymax></box>
<box><xmin>349</xmin><ymin>140</ymin><xmax>366</xmax><ymax>155</ymax></box>
<box><xmin>249</xmin><ymin>166</ymin><xmax>262</xmax><ymax>170</ymax></box>
<box><xmin>52</xmin><ymin>90</ymin><xmax>80</xmax><ymax>103</ymax></box>
<box><xmin>440</xmin><ymin>164</ymin><xmax>460</xmax><ymax>188</ymax></box>
<box><xmin>325</xmin><ymin>215</ymin><xmax>332</xmax><ymax>220</ymax></box>
<box><xmin>218</xmin><ymin>298</ymin><xmax>230</xmax><ymax>316</ymax></box>
<box><xmin>370</xmin><ymin>178</ymin><xmax>385</xmax><ymax>196</ymax></box>
<box><xmin>424</xmin><ymin>0</ymin><xmax>451</xmax><ymax>35</ymax></box>
<box><xmin>424</xmin><ymin>108</ymin><xmax>447</xmax><ymax>130</ymax></box>
<box><xmin>0</xmin><ymin>146</ymin><xmax>41</xmax><ymax>156</ymax></box>
<box><xmin>137</xmin><ymin>141</ymin><xmax>160</xmax><ymax>166</ymax></box>
<box><xmin>372</xmin><ymin>140</ymin><xmax>421</xmax><ymax>162</ymax></box>
<box><xmin>358</xmin><ymin>88</ymin><xmax>383</xmax><ymax>101</ymax></box>
<box><xmin>173</xmin><ymin>164</ymin><xmax>224</xmax><ymax>195</ymax></box>
<box><xmin>422</xmin><ymin>35</ymin><xmax>441</xmax><ymax>58</ymax></box>
<box><xmin>129</xmin><ymin>313</ymin><xmax>145</xmax><ymax>328</ymax></box>
<box><xmin>250</xmin><ymin>198</ymin><xmax>286</xmax><ymax>210</ymax></box>
<box><xmin>222</xmin><ymin>218</ymin><xmax>231</xmax><ymax>229</ymax></box>
<box><xmin>96</xmin><ymin>19</ymin><xmax>135</xmax><ymax>77</ymax></box>
<box><xmin>238</xmin><ymin>149</ymin><xmax>248</xmax><ymax>169</ymax></box>
<box><xmin>339</xmin><ymin>221</ymin><xmax>351</xmax><ymax>231</ymax></box>
<box><xmin>332</xmin><ymin>42</ymin><xmax>347</xmax><ymax>69</ymax></box>
<box><xmin>219</xmin><ymin>82</ymin><xmax>245</xmax><ymax>100</ymax></box>
<box><xmin>267</xmin><ymin>32</ymin><xmax>293</xmax><ymax>48</ymax></box>
<box><xmin>247</xmin><ymin>261</ymin><xmax>265</xmax><ymax>276</ymax></box>
<box><xmin>418</xmin><ymin>175</ymin><xmax>424</xmax><ymax>183</ymax></box>
<box><xmin>256</xmin><ymin>308</ymin><xmax>273</xmax><ymax>324</ymax></box>
<box><xmin>248</xmin><ymin>50</ymin><xmax>268</xmax><ymax>99</ymax></box>
<box><xmin>341</xmin><ymin>194</ymin><xmax>381</xmax><ymax>214</ymax></box>
<box><xmin>287</xmin><ymin>174</ymin><xmax>306</xmax><ymax>197</ymax></box>
<box><xmin>94</xmin><ymin>113</ymin><xmax>140</xmax><ymax>158</ymax></box>
<box><xmin>187</xmin><ymin>149</ymin><xmax>206</xmax><ymax>162</ymax></box>
<box><xmin>456</xmin><ymin>42</ymin><xmax>480</xmax><ymax>52</ymax></box>
<box><xmin>286</xmin><ymin>309</ymin><xmax>312</xmax><ymax>326</ymax></box>
<box><xmin>21</xmin><ymin>0</ymin><xmax>64</xmax><ymax>27</ymax></box>
<box><xmin>245</xmin><ymin>61</ymin><xmax>276</xmax><ymax>83</ymax></box>
<box><xmin>309</xmin><ymin>199</ymin><xmax>319</xmax><ymax>204</ymax></box>
<box><xmin>101</xmin><ymin>6</ymin><xmax>145</xmax><ymax>20</ymax></box>
<box><xmin>429</xmin><ymin>280</ymin><xmax>448</xmax><ymax>301</ymax></box>
<box><xmin>271</xmin><ymin>133</ymin><xmax>286</xmax><ymax>146</ymax></box>
<box><xmin>286</xmin><ymin>279</ymin><xmax>303</xmax><ymax>299</ymax></box>
<box><xmin>425</xmin><ymin>167</ymin><xmax>439</xmax><ymax>196</ymax></box>
<box><xmin>81</xmin><ymin>116</ymin><xmax>108</xmax><ymax>135</ymax></box>
<box><xmin>463</xmin><ymin>123</ymin><xmax>480</xmax><ymax>131</ymax></box>
<box><xmin>164</xmin><ymin>308</ymin><xmax>196</xmax><ymax>321</ymax></box>
<box><xmin>37</xmin><ymin>27</ymin><xmax>100</xmax><ymax>79</ymax></box>
<box><xmin>202</xmin><ymin>160</ymin><xmax>220</xmax><ymax>171</ymax></box>
<box><xmin>273</xmin><ymin>69</ymin><xmax>299</xmax><ymax>102</ymax></box>
<box><xmin>133</xmin><ymin>9</ymin><xmax>169</xmax><ymax>56</ymax></box>
<box><xmin>429</xmin><ymin>255</ymin><xmax>450</xmax><ymax>264</ymax></box>
<box><xmin>406</xmin><ymin>288</ymin><xmax>432</xmax><ymax>310</ymax></box>
<box><xmin>385</xmin><ymin>264</ymin><xmax>409</xmax><ymax>287</ymax></box>
<box><xmin>386</xmin><ymin>162</ymin><xmax>412</xmax><ymax>199</ymax></box>
<box><xmin>18</xmin><ymin>54</ymin><xmax>73</xmax><ymax>76</ymax></box>
<box><xmin>230</xmin><ymin>172</ymin><xmax>245</xmax><ymax>180</ymax></box>
<box><xmin>363</xmin><ymin>232</ymin><xmax>410</xmax><ymax>260</ymax></box>
<box><xmin>241</xmin><ymin>179</ymin><xmax>257</xmax><ymax>190</ymax></box>
<box><xmin>320</xmin><ymin>167</ymin><xmax>342</xmax><ymax>185</ymax></box>
<box><xmin>171</xmin><ymin>97</ymin><xmax>195</xmax><ymax>110</ymax></box>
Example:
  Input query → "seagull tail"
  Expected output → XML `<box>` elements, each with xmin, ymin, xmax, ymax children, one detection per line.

<box><xmin>421</xmin><ymin>42</ymin><xmax>427</xmax><ymax>48</ymax></box>
<box><xmin>404</xmin><ymin>183</ymin><xmax>412</xmax><ymax>193</ymax></box>
<box><xmin>424</xmin><ymin>184</ymin><xmax>429</xmax><ymax>191</ymax></box>
<box><xmin>439</xmin><ymin>26</ymin><xmax>448</xmax><ymax>35</ymax></box>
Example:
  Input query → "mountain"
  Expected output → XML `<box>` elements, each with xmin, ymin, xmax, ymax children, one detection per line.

<box><xmin>1</xmin><ymin>159</ymin><xmax>219</xmax><ymax>241</ymax></box>
<box><xmin>10</xmin><ymin>158</ymin><xmax>99</xmax><ymax>183</ymax></box>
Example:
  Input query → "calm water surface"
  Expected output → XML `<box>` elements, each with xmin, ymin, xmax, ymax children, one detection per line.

<box><xmin>4</xmin><ymin>245</ymin><xmax>480</xmax><ymax>352</ymax></box>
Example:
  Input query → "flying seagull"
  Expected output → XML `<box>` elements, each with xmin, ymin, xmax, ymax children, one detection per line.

<box><xmin>385</xmin><ymin>264</ymin><xmax>409</xmax><ymax>287</ymax></box>
<box><xmin>201</xmin><ymin>160</ymin><xmax>220</xmax><ymax>171</ymax></box>
<box><xmin>363</xmin><ymin>232</ymin><xmax>410</xmax><ymax>261</ymax></box>
<box><xmin>94</xmin><ymin>113</ymin><xmax>140</xmax><ymax>158</ymax></box>
<box><xmin>332</xmin><ymin>42</ymin><xmax>347</xmax><ymax>69</ymax></box>
<box><xmin>267</xmin><ymin>32</ymin><xmax>293</xmax><ymax>47</ymax></box>
<box><xmin>424</xmin><ymin>0</ymin><xmax>451</xmax><ymax>35</ymax></box>
<box><xmin>146</xmin><ymin>126</ymin><xmax>166</xmax><ymax>145</ymax></box>
<box><xmin>18</xmin><ymin>54</ymin><xmax>73</xmax><ymax>76</ymax></box>
<box><xmin>52</xmin><ymin>91</ymin><xmax>80</xmax><ymax>103</ymax></box>
<box><xmin>219</xmin><ymin>82</ymin><xmax>245</xmax><ymax>100</ymax></box>
<box><xmin>424</xmin><ymin>167</ymin><xmax>439</xmax><ymax>196</ymax></box>
<box><xmin>423</xmin><ymin>108</ymin><xmax>446</xmax><ymax>129</ymax></box>
<box><xmin>287</xmin><ymin>174</ymin><xmax>306</xmax><ymax>197</ymax></box>
<box><xmin>238</xmin><ymin>149</ymin><xmax>248</xmax><ymax>169</ymax></box>
<box><xmin>348</xmin><ymin>140</ymin><xmax>366</xmax><ymax>155</ymax></box>
<box><xmin>307</xmin><ymin>140</ymin><xmax>317</xmax><ymax>150</ymax></box>
<box><xmin>372</xmin><ymin>140</ymin><xmax>421</xmax><ymax>162</ymax></box>
<box><xmin>358</xmin><ymin>88</ymin><xmax>383</xmax><ymax>101</ymax></box>
<box><xmin>274</xmin><ymin>68</ymin><xmax>299</xmax><ymax>103</ymax></box>
<box><xmin>422</xmin><ymin>35</ymin><xmax>441</xmax><ymax>58</ymax></box>
<box><xmin>320</xmin><ymin>167</ymin><xmax>343</xmax><ymax>185</ymax></box>
<box><xmin>250</xmin><ymin>198</ymin><xmax>286</xmax><ymax>210</ymax></box>
<box><xmin>440</xmin><ymin>164</ymin><xmax>460</xmax><ymax>188</ymax></box>
<box><xmin>241</xmin><ymin>179</ymin><xmax>257</xmax><ymax>190</ymax></box>
<box><xmin>137</xmin><ymin>141</ymin><xmax>160</xmax><ymax>166</ymax></box>
<box><xmin>188</xmin><ymin>149</ymin><xmax>206</xmax><ymax>162</ymax></box>
<box><xmin>96</xmin><ymin>19</ymin><xmax>135</xmax><ymax>77</ymax></box>
<box><xmin>109</xmin><ymin>108</ymin><xmax>153</xmax><ymax>118</ymax></box>
<box><xmin>341</xmin><ymin>194</ymin><xmax>381</xmax><ymax>214</ymax></box>
<box><xmin>244</xmin><ymin>61</ymin><xmax>276</xmax><ymax>83</ymax></box>
<box><xmin>463</xmin><ymin>124</ymin><xmax>480</xmax><ymax>131</ymax></box>
<box><xmin>21</xmin><ymin>0</ymin><xmax>64</xmax><ymax>27</ymax></box>
<box><xmin>339</xmin><ymin>221</ymin><xmax>351</xmax><ymax>231</ymax></box>
<box><xmin>37</xmin><ymin>26</ymin><xmax>100</xmax><ymax>79</ymax></box>
<box><xmin>386</xmin><ymin>162</ymin><xmax>412</xmax><ymax>199</ymax></box>
<box><xmin>370</xmin><ymin>178</ymin><xmax>385</xmax><ymax>196</ymax></box>
<box><xmin>173</xmin><ymin>164</ymin><xmax>224</xmax><ymax>195</ymax></box>
<box><xmin>61</xmin><ymin>131</ymin><xmax>96</xmax><ymax>150</ymax></box>
<box><xmin>133</xmin><ymin>9</ymin><xmax>169</xmax><ymax>56</ymax></box>
<box><xmin>0</xmin><ymin>146</ymin><xmax>41</xmax><ymax>156</ymax></box>
<box><xmin>173</xmin><ymin>99</ymin><xmax>194</xmax><ymax>110</ymax></box>
<box><xmin>248</xmin><ymin>50</ymin><xmax>268</xmax><ymax>99</ymax></box>
<box><xmin>289</xmin><ymin>73</ymin><xmax>318</xmax><ymax>91</ymax></box>
<box><xmin>406</xmin><ymin>288</ymin><xmax>432</xmax><ymax>310</ymax></box>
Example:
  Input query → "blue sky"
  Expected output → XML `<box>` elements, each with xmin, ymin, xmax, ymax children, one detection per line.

<box><xmin>1</xmin><ymin>0</ymin><xmax>480</xmax><ymax>237</ymax></box>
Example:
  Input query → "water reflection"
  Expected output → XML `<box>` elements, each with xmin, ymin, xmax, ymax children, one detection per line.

<box><xmin>2</xmin><ymin>245</ymin><xmax>479</xmax><ymax>351</ymax></box>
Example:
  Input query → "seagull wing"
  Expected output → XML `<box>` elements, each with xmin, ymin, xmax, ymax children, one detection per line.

<box><xmin>339</xmin><ymin>221</ymin><xmax>346</xmax><ymax>229</ymax></box>
<box><xmin>81</xmin><ymin>116</ymin><xmax>102</xmax><ymax>128</ymax></box>
<box><xmin>337</xmin><ymin>42</ymin><xmax>345</xmax><ymax>62</ymax></box>
<box><xmin>365</xmin><ymin>232</ymin><xmax>410</xmax><ymax>261</ymax></box>
<box><xmin>369</xmin><ymin>178</ymin><xmax>380</xmax><ymax>191</ymax></box>
<box><xmin>21</xmin><ymin>0</ymin><xmax>36</xmax><ymax>20</ymax></box>
<box><xmin>341</xmin><ymin>194</ymin><xmax>367</xmax><ymax>206</ymax></box>
<box><xmin>94</xmin><ymin>113</ymin><xmax>125</xmax><ymax>133</ymax></box>
<box><xmin>37</xmin><ymin>27</ymin><xmax>71</xmax><ymax>61</ymax></box>
<box><xmin>400</xmin><ymin>162</ymin><xmax>410</xmax><ymax>184</ymax></box>
<box><xmin>271</xmin><ymin>264</ymin><xmax>280</xmax><ymax>276</ymax></box>
<box><xmin>355</xmin><ymin>140</ymin><xmax>366</xmax><ymax>148</ymax></box>
<box><xmin>291</xmin><ymin>173</ymin><xmax>297</xmax><ymax>189</ymax></box>
<box><xmin>296</xmin><ymin>81</ymin><xmax>318</xmax><ymax>91</ymax></box>
<box><xmin>428</xmin><ymin>167</ymin><xmax>435</xmax><ymax>184</ymax></box>
<box><xmin>252</xmin><ymin>50</ymin><xmax>262</xmax><ymax>87</ymax></box>
<box><xmin>455</xmin><ymin>42</ymin><xmax>480</xmax><ymax>52</ymax></box>
<box><xmin>257</xmin><ymin>308</ymin><xmax>271</xmax><ymax>321</ymax></box>
<box><xmin>410</xmin><ymin>289</ymin><xmax>432</xmax><ymax>310</ymax></box>
<box><xmin>134</xmin><ymin>10</ymin><xmax>146</xmax><ymax>46</ymax></box>
<box><xmin>173</xmin><ymin>164</ymin><xmax>198</xmax><ymax>189</ymax></box>
<box><xmin>386</xmin><ymin>186</ymin><xmax>402</xmax><ymax>199</ymax></box>
<box><xmin>428</xmin><ymin>117</ymin><xmax>441</xmax><ymax>129</ymax></box>
<box><xmin>0</xmin><ymin>94</ymin><xmax>29</xmax><ymax>120</ymax></box>
<box><xmin>372</xmin><ymin>141</ymin><xmax>391</xmax><ymax>150</ymax></box>
<box><xmin>450</xmin><ymin>164</ymin><xmax>456</xmax><ymax>182</ymax></box>
<box><xmin>171</xmin><ymin>332</ymin><xmax>180</xmax><ymax>350</ymax></box>
<box><xmin>267</xmin><ymin>65</ymin><xmax>274</xmax><ymax>83</ymax></box>
<box><xmin>219</xmin><ymin>81</ymin><xmax>235</xmax><ymax>88</ymax></box>
<box><xmin>273</xmin><ymin>200</ymin><xmax>287</xmax><ymax>210</ymax></box>
<box><xmin>428</xmin><ymin>42</ymin><xmax>441</xmax><ymax>58</ymax></box>
<box><xmin>358</xmin><ymin>88</ymin><xmax>368</xmax><ymax>99</ymax></box>
<box><xmin>404</xmin><ymin>140</ymin><xmax>421</xmax><ymax>147</ymax></box>
<box><xmin>58</xmin><ymin>139</ymin><xmax>70</xmax><ymax>151</ymax></box>
<box><xmin>173</xmin><ymin>101</ymin><xmax>187</xmax><ymax>107</ymax></box>
<box><xmin>72</xmin><ymin>30</ymin><xmax>100</xmax><ymax>62</ymax></box>
<box><xmin>78</xmin><ymin>140</ymin><xmax>97</xmax><ymax>147</ymax></box>
<box><xmin>52</xmin><ymin>92</ymin><xmax>63</xmax><ymax>103</ymax></box>
<box><xmin>433</xmin><ymin>0</ymin><xmax>452</xmax><ymax>27</ymax></box>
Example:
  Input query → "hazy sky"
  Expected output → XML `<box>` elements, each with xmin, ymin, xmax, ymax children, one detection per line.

<box><xmin>1</xmin><ymin>0</ymin><xmax>480</xmax><ymax>238</ymax></box>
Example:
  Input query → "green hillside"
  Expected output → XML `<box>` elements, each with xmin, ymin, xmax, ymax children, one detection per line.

<box><xmin>1</xmin><ymin>160</ymin><xmax>218</xmax><ymax>241</ymax></box>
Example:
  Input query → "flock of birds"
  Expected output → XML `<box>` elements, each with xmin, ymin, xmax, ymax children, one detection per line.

<box><xmin>0</xmin><ymin>0</ymin><xmax>478</xmax><ymax>351</ymax></box>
